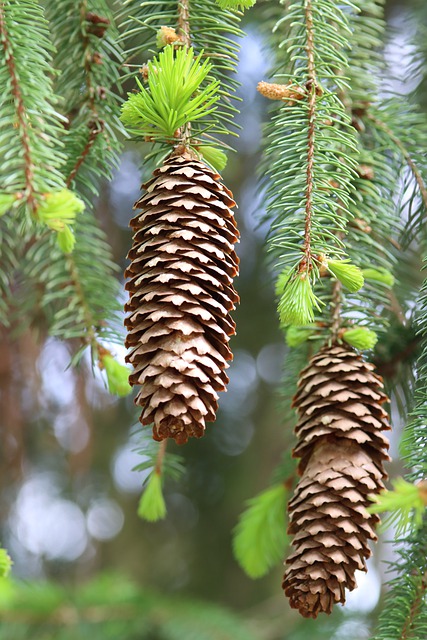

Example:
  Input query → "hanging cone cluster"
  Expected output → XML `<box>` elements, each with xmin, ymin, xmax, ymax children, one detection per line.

<box><xmin>124</xmin><ymin>151</ymin><xmax>239</xmax><ymax>444</ymax></box>
<box><xmin>283</xmin><ymin>344</ymin><xmax>391</xmax><ymax>618</ymax></box>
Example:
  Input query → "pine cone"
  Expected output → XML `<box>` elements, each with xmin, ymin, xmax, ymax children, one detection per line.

<box><xmin>283</xmin><ymin>344</ymin><xmax>391</xmax><ymax>618</ymax></box>
<box><xmin>124</xmin><ymin>152</ymin><xmax>239</xmax><ymax>444</ymax></box>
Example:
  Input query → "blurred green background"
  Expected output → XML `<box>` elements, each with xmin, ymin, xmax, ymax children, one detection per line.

<box><xmin>0</xmin><ymin>0</ymin><xmax>423</xmax><ymax>638</ymax></box>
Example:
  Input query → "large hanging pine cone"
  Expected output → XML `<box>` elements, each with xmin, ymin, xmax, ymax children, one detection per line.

<box><xmin>124</xmin><ymin>152</ymin><xmax>239</xmax><ymax>444</ymax></box>
<box><xmin>283</xmin><ymin>344</ymin><xmax>391</xmax><ymax>618</ymax></box>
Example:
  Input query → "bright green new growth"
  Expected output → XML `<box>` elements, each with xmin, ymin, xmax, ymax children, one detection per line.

<box><xmin>363</xmin><ymin>267</ymin><xmax>395</xmax><ymax>287</ymax></box>
<box><xmin>120</xmin><ymin>45</ymin><xmax>220</xmax><ymax>140</ymax></box>
<box><xmin>233</xmin><ymin>484</ymin><xmax>288</xmax><ymax>579</ymax></box>
<box><xmin>326</xmin><ymin>259</ymin><xmax>364</xmax><ymax>293</ymax></box>
<box><xmin>0</xmin><ymin>548</ymin><xmax>12</xmax><ymax>578</ymax></box>
<box><xmin>368</xmin><ymin>478</ymin><xmax>427</xmax><ymax>538</ymax></box>
<box><xmin>278</xmin><ymin>272</ymin><xmax>324</xmax><ymax>326</ymax></box>
<box><xmin>286</xmin><ymin>325</ymin><xmax>317</xmax><ymax>348</ymax></box>
<box><xmin>0</xmin><ymin>194</ymin><xmax>17</xmax><ymax>217</ymax></box>
<box><xmin>342</xmin><ymin>327</ymin><xmax>378</xmax><ymax>351</ymax></box>
<box><xmin>138</xmin><ymin>473</ymin><xmax>167</xmax><ymax>522</ymax></box>
<box><xmin>216</xmin><ymin>0</ymin><xmax>256</xmax><ymax>11</ymax></box>
<box><xmin>37</xmin><ymin>189</ymin><xmax>85</xmax><ymax>252</ymax></box>
<box><xmin>37</xmin><ymin>189</ymin><xmax>84</xmax><ymax>231</ymax></box>
<box><xmin>102</xmin><ymin>355</ymin><xmax>132</xmax><ymax>397</ymax></box>
<box><xmin>196</xmin><ymin>146</ymin><xmax>228</xmax><ymax>172</ymax></box>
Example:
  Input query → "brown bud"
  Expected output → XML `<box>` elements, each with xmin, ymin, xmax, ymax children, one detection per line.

<box><xmin>352</xmin><ymin>218</ymin><xmax>372</xmax><ymax>234</ymax></box>
<box><xmin>157</xmin><ymin>26</ymin><xmax>181</xmax><ymax>47</ymax></box>
<box><xmin>357</xmin><ymin>165</ymin><xmax>375</xmax><ymax>180</ymax></box>
<box><xmin>91</xmin><ymin>52</ymin><xmax>103</xmax><ymax>65</ymax></box>
<box><xmin>86</xmin><ymin>12</ymin><xmax>110</xmax><ymax>38</ymax></box>
<box><xmin>139</xmin><ymin>65</ymin><xmax>150</xmax><ymax>82</ymax></box>
<box><xmin>257</xmin><ymin>81</ymin><xmax>306</xmax><ymax>104</ymax></box>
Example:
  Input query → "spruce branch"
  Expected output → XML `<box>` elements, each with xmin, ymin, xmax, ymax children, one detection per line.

<box><xmin>302</xmin><ymin>0</ymin><xmax>316</xmax><ymax>272</ymax></box>
<box><xmin>0</xmin><ymin>5</ymin><xmax>37</xmax><ymax>213</ymax></box>
<box><xmin>0</xmin><ymin>0</ymin><xmax>70</xmax><ymax>224</ymax></box>
<box><xmin>366</xmin><ymin>111</ymin><xmax>427</xmax><ymax>219</ymax></box>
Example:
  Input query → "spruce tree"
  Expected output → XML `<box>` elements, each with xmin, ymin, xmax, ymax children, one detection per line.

<box><xmin>1</xmin><ymin>0</ymin><xmax>427</xmax><ymax>635</ymax></box>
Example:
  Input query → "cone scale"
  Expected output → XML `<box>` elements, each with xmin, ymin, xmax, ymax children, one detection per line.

<box><xmin>283</xmin><ymin>344</ymin><xmax>391</xmax><ymax>618</ymax></box>
<box><xmin>124</xmin><ymin>152</ymin><xmax>239</xmax><ymax>444</ymax></box>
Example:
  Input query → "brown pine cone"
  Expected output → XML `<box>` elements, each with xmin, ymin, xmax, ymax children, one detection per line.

<box><xmin>283</xmin><ymin>344</ymin><xmax>391</xmax><ymax>618</ymax></box>
<box><xmin>124</xmin><ymin>152</ymin><xmax>239</xmax><ymax>444</ymax></box>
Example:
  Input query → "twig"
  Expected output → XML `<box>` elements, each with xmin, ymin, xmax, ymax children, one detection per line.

<box><xmin>177</xmin><ymin>0</ymin><xmax>192</xmax><ymax>145</ymax></box>
<box><xmin>330</xmin><ymin>279</ymin><xmax>342</xmax><ymax>341</ymax></box>
<box><xmin>400</xmin><ymin>571</ymin><xmax>427</xmax><ymax>640</ymax></box>
<box><xmin>155</xmin><ymin>440</ymin><xmax>168</xmax><ymax>476</ymax></box>
<box><xmin>302</xmin><ymin>0</ymin><xmax>317</xmax><ymax>271</ymax></box>
<box><xmin>66</xmin><ymin>120</ymin><xmax>104</xmax><ymax>187</ymax></box>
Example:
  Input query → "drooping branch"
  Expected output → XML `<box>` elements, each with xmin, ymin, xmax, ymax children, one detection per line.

<box><xmin>302</xmin><ymin>0</ymin><xmax>317</xmax><ymax>271</ymax></box>
<box><xmin>0</xmin><ymin>6</ymin><xmax>37</xmax><ymax>212</ymax></box>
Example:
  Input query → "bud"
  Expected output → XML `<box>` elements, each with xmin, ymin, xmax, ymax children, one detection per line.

<box><xmin>342</xmin><ymin>326</ymin><xmax>378</xmax><ymax>351</ymax></box>
<box><xmin>0</xmin><ymin>547</ymin><xmax>12</xmax><ymax>578</ymax></box>
<box><xmin>196</xmin><ymin>145</ymin><xmax>227</xmax><ymax>172</ymax></box>
<box><xmin>368</xmin><ymin>477</ymin><xmax>427</xmax><ymax>537</ymax></box>
<box><xmin>257</xmin><ymin>81</ymin><xmax>305</xmax><ymax>103</ymax></box>
<box><xmin>38</xmin><ymin>189</ymin><xmax>85</xmax><ymax>231</ymax></box>
<box><xmin>138</xmin><ymin>473</ymin><xmax>167</xmax><ymax>522</ymax></box>
<box><xmin>275</xmin><ymin>267</ymin><xmax>292</xmax><ymax>297</ymax></box>
<box><xmin>156</xmin><ymin>26</ymin><xmax>180</xmax><ymax>48</ymax></box>
<box><xmin>357</xmin><ymin>164</ymin><xmax>375</xmax><ymax>180</ymax></box>
<box><xmin>363</xmin><ymin>267</ymin><xmax>395</xmax><ymax>287</ymax></box>
<box><xmin>352</xmin><ymin>217</ymin><xmax>372</xmax><ymax>233</ymax></box>
<box><xmin>216</xmin><ymin>0</ymin><xmax>256</xmax><ymax>9</ymax></box>
<box><xmin>278</xmin><ymin>271</ymin><xmax>323</xmax><ymax>326</ymax></box>
<box><xmin>286</xmin><ymin>325</ymin><xmax>317</xmax><ymax>347</ymax></box>
<box><xmin>326</xmin><ymin>259</ymin><xmax>364</xmax><ymax>292</ymax></box>
<box><xmin>57</xmin><ymin>225</ymin><xmax>76</xmax><ymax>254</ymax></box>
<box><xmin>102</xmin><ymin>354</ymin><xmax>132</xmax><ymax>397</ymax></box>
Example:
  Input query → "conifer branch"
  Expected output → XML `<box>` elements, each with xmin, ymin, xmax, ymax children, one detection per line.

<box><xmin>303</xmin><ymin>0</ymin><xmax>316</xmax><ymax>271</ymax></box>
<box><xmin>400</xmin><ymin>576</ymin><xmax>427</xmax><ymax>640</ymax></box>
<box><xmin>65</xmin><ymin>121</ymin><xmax>104</xmax><ymax>188</ymax></box>
<box><xmin>0</xmin><ymin>6</ymin><xmax>36</xmax><ymax>212</ymax></box>
<box><xmin>0</xmin><ymin>1</ymin><xmax>68</xmax><ymax>221</ymax></box>
<box><xmin>366</xmin><ymin>112</ymin><xmax>427</xmax><ymax>215</ymax></box>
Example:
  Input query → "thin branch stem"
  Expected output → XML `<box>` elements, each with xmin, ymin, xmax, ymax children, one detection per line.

<box><xmin>400</xmin><ymin>572</ymin><xmax>427</xmax><ymax>640</ymax></box>
<box><xmin>302</xmin><ymin>0</ymin><xmax>317</xmax><ymax>271</ymax></box>
<box><xmin>177</xmin><ymin>0</ymin><xmax>192</xmax><ymax>145</ymax></box>
<box><xmin>65</xmin><ymin>1</ymin><xmax>107</xmax><ymax>187</ymax></box>
<box><xmin>155</xmin><ymin>440</ymin><xmax>168</xmax><ymax>476</ymax></box>
<box><xmin>65</xmin><ymin>253</ymin><xmax>98</xmax><ymax>353</ymax></box>
<box><xmin>0</xmin><ymin>6</ymin><xmax>36</xmax><ymax>212</ymax></box>
<box><xmin>367</xmin><ymin>113</ymin><xmax>427</xmax><ymax>213</ymax></box>
<box><xmin>330</xmin><ymin>279</ymin><xmax>342</xmax><ymax>341</ymax></box>
<box><xmin>177</xmin><ymin>0</ymin><xmax>191</xmax><ymax>48</ymax></box>
<box><xmin>66</xmin><ymin>121</ymin><xmax>104</xmax><ymax>188</ymax></box>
